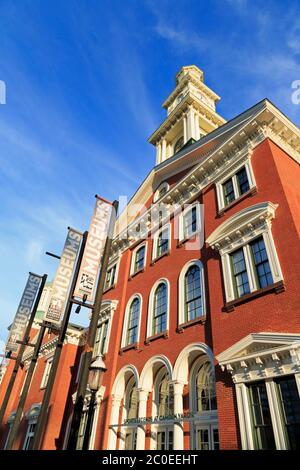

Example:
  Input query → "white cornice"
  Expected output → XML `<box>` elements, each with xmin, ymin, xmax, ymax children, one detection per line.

<box><xmin>206</xmin><ymin>201</ymin><xmax>278</xmax><ymax>251</ymax></box>
<box><xmin>111</xmin><ymin>99</ymin><xmax>299</xmax><ymax>259</ymax></box>
<box><xmin>216</xmin><ymin>333</ymin><xmax>300</xmax><ymax>384</ymax></box>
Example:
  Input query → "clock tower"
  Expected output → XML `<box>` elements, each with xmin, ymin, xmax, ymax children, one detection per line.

<box><xmin>149</xmin><ymin>65</ymin><xmax>226</xmax><ymax>164</ymax></box>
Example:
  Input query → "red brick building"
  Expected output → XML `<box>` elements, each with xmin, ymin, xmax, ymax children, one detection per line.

<box><xmin>1</xmin><ymin>65</ymin><xmax>300</xmax><ymax>450</ymax></box>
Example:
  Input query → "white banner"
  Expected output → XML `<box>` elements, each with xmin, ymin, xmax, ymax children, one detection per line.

<box><xmin>74</xmin><ymin>196</ymin><xmax>113</xmax><ymax>302</ymax></box>
<box><xmin>6</xmin><ymin>273</ymin><xmax>43</xmax><ymax>354</ymax></box>
<box><xmin>44</xmin><ymin>228</ymin><xmax>82</xmax><ymax>325</ymax></box>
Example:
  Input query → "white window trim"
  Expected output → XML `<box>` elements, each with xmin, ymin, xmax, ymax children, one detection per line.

<box><xmin>23</xmin><ymin>419</ymin><xmax>37</xmax><ymax>450</ymax></box>
<box><xmin>153</xmin><ymin>182</ymin><xmax>170</xmax><ymax>203</ymax></box>
<box><xmin>130</xmin><ymin>242</ymin><xmax>148</xmax><ymax>276</ymax></box>
<box><xmin>206</xmin><ymin>202</ymin><xmax>283</xmax><ymax>303</ymax></box>
<box><xmin>152</xmin><ymin>223</ymin><xmax>171</xmax><ymax>261</ymax></box>
<box><xmin>178</xmin><ymin>260</ymin><xmax>206</xmax><ymax>325</ymax></box>
<box><xmin>104</xmin><ymin>258</ymin><xmax>120</xmax><ymax>291</ymax></box>
<box><xmin>147</xmin><ymin>279</ymin><xmax>170</xmax><ymax>338</ymax></box>
<box><xmin>121</xmin><ymin>294</ymin><xmax>143</xmax><ymax>348</ymax></box>
<box><xmin>94</xmin><ymin>301</ymin><xmax>118</xmax><ymax>356</ymax></box>
<box><xmin>40</xmin><ymin>358</ymin><xmax>53</xmax><ymax>389</ymax></box>
<box><xmin>179</xmin><ymin>202</ymin><xmax>201</xmax><ymax>242</ymax></box>
<box><xmin>223</xmin><ymin>229</ymin><xmax>283</xmax><ymax>302</ymax></box>
<box><xmin>216</xmin><ymin>159</ymin><xmax>256</xmax><ymax>211</ymax></box>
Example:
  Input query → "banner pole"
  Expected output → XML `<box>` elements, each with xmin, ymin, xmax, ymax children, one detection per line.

<box><xmin>0</xmin><ymin>274</ymin><xmax>47</xmax><ymax>426</ymax></box>
<box><xmin>67</xmin><ymin>200</ymin><xmax>118</xmax><ymax>450</ymax></box>
<box><xmin>5</xmin><ymin>320</ymin><xmax>50</xmax><ymax>449</ymax></box>
<box><xmin>30</xmin><ymin>231</ymin><xmax>88</xmax><ymax>450</ymax></box>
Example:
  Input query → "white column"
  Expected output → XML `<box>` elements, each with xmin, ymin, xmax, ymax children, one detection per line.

<box><xmin>183</xmin><ymin>115</ymin><xmax>187</xmax><ymax>143</ymax></box>
<box><xmin>235</xmin><ymin>383</ymin><xmax>255</xmax><ymax>449</ymax></box>
<box><xmin>136</xmin><ymin>389</ymin><xmax>149</xmax><ymax>450</ymax></box>
<box><xmin>161</xmin><ymin>139</ymin><xmax>167</xmax><ymax>162</ymax></box>
<box><xmin>194</xmin><ymin>113</ymin><xmax>200</xmax><ymax>140</ymax></box>
<box><xmin>172</xmin><ymin>381</ymin><xmax>185</xmax><ymax>450</ymax></box>
<box><xmin>107</xmin><ymin>395</ymin><xmax>122</xmax><ymax>450</ymax></box>
<box><xmin>156</xmin><ymin>142</ymin><xmax>162</xmax><ymax>164</ymax></box>
<box><xmin>186</xmin><ymin>108</ymin><xmax>196</xmax><ymax>141</ymax></box>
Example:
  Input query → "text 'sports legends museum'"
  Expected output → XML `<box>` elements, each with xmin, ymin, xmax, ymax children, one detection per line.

<box><xmin>1</xmin><ymin>66</ymin><xmax>300</xmax><ymax>451</ymax></box>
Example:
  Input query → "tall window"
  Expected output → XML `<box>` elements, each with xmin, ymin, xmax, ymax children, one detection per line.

<box><xmin>153</xmin><ymin>283</ymin><xmax>168</xmax><ymax>335</ymax></box>
<box><xmin>40</xmin><ymin>359</ymin><xmax>53</xmax><ymax>389</ymax></box>
<box><xmin>23</xmin><ymin>421</ymin><xmax>37</xmax><ymax>450</ymax></box>
<box><xmin>221</xmin><ymin>165</ymin><xmax>250</xmax><ymax>207</ymax></box>
<box><xmin>183</xmin><ymin>205</ymin><xmax>198</xmax><ymax>239</ymax></box>
<box><xmin>105</xmin><ymin>264</ymin><xmax>117</xmax><ymax>290</ymax></box>
<box><xmin>95</xmin><ymin>320</ymin><xmax>109</xmax><ymax>356</ymax></box>
<box><xmin>155</xmin><ymin>227</ymin><xmax>169</xmax><ymax>258</ymax></box>
<box><xmin>185</xmin><ymin>265</ymin><xmax>203</xmax><ymax>321</ymax></box>
<box><xmin>223</xmin><ymin>178</ymin><xmax>235</xmax><ymax>206</ymax></box>
<box><xmin>127</xmin><ymin>386</ymin><xmax>138</xmax><ymax>420</ymax></box>
<box><xmin>230</xmin><ymin>248</ymin><xmax>250</xmax><ymax>298</ymax></box>
<box><xmin>248</xmin><ymin>382</ymin><xmax>276</xmax><ymax>450</ymax></box>
<box><xmin>196</xmin><ymin>362</ymin><xmax>217</xmax><ymax>413</ymax></box>
<box><xmin>126</xmin><ymin>298</ymin><xmax>140</xmax><ymax>346</ymax></box>
<box><xmin>250</xmin><ymin>237</ymin><xmax>273</xmax><ymax>288</ymax></box>
<box><xmin>236</xmin><ymin>167</ymin><xmax>250</xmax><ymax>195</ymax></box>
<box><xmin>275</xmin><ymin>376</ymin><xmax>300</xmax><ymax>450</ymax></box>
<box><xmin>158</xmin><ymin>373</ymin><xmax>174</xmax><ymax>416</ymax></box>
<box><xmin>133</xmin><ymin>245</ymin><xmax>146</xmax><ymax>273</ymax></box>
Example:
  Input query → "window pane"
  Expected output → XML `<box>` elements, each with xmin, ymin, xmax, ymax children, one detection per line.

<box><xmin>230</xmin><ymin>248</ymin><xmax>250</xmax><ymax>297</ymax></box>
<box><xmin>223</xmin><ymin>178</ymin><xmax>235</xmax><ymax>205</ymax></box>
<box><xmin>126</xmin><ymin>298</ymin><xmax>140</xmax><ymax>345</ymax></box>
<box><xmin>276</xmin><ymin>376</ymin><xmax>300</xmax><ymax>450</ymax></box>
<box><xmin>250</xmin><ymin>237</ymin><xmax>273</xmax><ymax>288</ymax></box>
<box><xmin>196</xmin><ymin>362</ymin><xmax>217</xmax><ymax>413</ymax></box>
<box><xmin>184</xmin><ymin>206</ymin><xmax>197</xmax><ymax>238</ymax></box>
<box><xmin>236</xmin><ymin>167</ymin><xmax>250</xmax><ymax>195</ymax></box>
<box><xmin>248</xmin><ymin>382</ymin><xmax>276</xmax><ymax>450</ymax></box>
<box><xmin>157</xmin><ymin>228</ymin><xmax>169</xmax><ymax>257</ymax></box>
<box><xmin>134</xmin><ymin>246</ymin><xmax>145</xmax><ymax>272</ymax></box>
<box><xmin>105</xmin><ymin>265</ymin><xmax>116</xmax><ymax>289</ymax></box>
<box><xmin>184</xmin><ymin>265</ymin><xmax>203</xmax><ymax>322</ymax></box>
<box><xmin>153</xmin><ymin>283</ymin><xmax>167</xmax><ymax>335</ymax></box>
<box><xmin>197</xmin><ymin>429</ymin><xmax>210</xmax><ymax>450</ymax></box>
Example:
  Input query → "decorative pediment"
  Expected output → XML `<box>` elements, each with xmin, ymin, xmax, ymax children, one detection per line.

<box><xmin>206</xmin><ymin>201</ymin><xmax>278</xmax><ymax>252</ymax></box>
<box><xmin>217</xmin><ymin>333</ymin><xmax>300</xmax><ymax>383</ymax></box>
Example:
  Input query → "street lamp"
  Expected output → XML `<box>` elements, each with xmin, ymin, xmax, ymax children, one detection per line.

<box><xmin>82</xmin><ymin>356</ymin><xmax>107</xmax><ymax>450</ymax></box>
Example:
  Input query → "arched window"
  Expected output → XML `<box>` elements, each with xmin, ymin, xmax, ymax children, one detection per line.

<box><xmin>195</xmin><ymin>362</ymin><xmax>217</xmax><ymax>413</ymax></box>
<box><xmin>185</xmin><ymin>265</ymin><xmax>202</xmax><ymax>322</ymax></box>
<box><xmin>127</xmin><ymin>386</ymin><xmax>138</xmax><ymax>420</ymax></box>
<box><xmin>179</xmin><ymin>260</ymin><xmax>206</xmax><ymax>326</ymax></box>
<box><xmin>132</xmin><ymin>244</ymin><xmax>146</xmax><ymax>274</ymax></box>
<box><xmin>153</xmin><ymin>283</ymin><xmax>168</xmax><ymax>335</ymax></box>
<box><xmin>157</xmin><ymin>372</ymin><xmax>174</xmax><ymax>416</ymax></box>
<box><xmin>174</xmin><ymin>136</ymin><xmax>184</xmax><ymax>154</ymax></box>
<box><xmin>126</xmin><ymin>297</ymin><xmax>140</xmax><ymax>346</ymax></box>
<box><xmin>153</xmin><ymin>225</ymin><xmax>170</xmax><ymax>260</ymax></box>
<box><xmin>154</xmin><ymin>182</ymin><xmax>169</xmax><ymax>203</ymax></box>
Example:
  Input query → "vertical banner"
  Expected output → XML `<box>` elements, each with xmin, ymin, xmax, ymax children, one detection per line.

<box><xmin>44</xmin><ymin>228</ymin><xmax>82</xmax><ymax>325</ymax></box>
<box><xmin>6</xmin><ymin>273</ymin><xmax>43</xmax><ymax>354</ymax></box>
<box><xmin>74</xmin><ymin>195</ymin><xmax>113</xmax><ymax>302</ymax></box>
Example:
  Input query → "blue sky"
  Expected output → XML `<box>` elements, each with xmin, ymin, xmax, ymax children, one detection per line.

<box><xmin>0</xmin><ymin>0</ymin><xmax>299</xmax><ymax>350</ymax></box>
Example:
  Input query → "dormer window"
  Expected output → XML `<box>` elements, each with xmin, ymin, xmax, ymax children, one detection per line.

<box><xmin>174</xmin><ymin>136</ymin><xmax>184</xmax><ymax>154</ymax></box>
<box><xmin>153</xmin><ymin>182</ymin><xmax>169</xmax><ymax>203</ymax></box>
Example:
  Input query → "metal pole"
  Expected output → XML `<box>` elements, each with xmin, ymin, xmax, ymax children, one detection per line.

<box><xmin>81</xmin><ymin>390</ymin><xmax>96</xmax><ymax>450</ymax></box>
<box><xmin>30</xmin><ymin>231</ymin><xmax>88</xmax><ymax>450</ymax></box>
<box><xmin>67</xmin><ymin>200</ymin><xmax>118</xmax><ymax>450</ymax></box>
<box><xmin>5</xmin><ymin>321</ymin><xmax>49</xmax><ymax>450</ymax></box>
<box><xmin>0</xmin><ymin>274</ymin><xmax>47</xmax><ymax>426</ymax></box>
